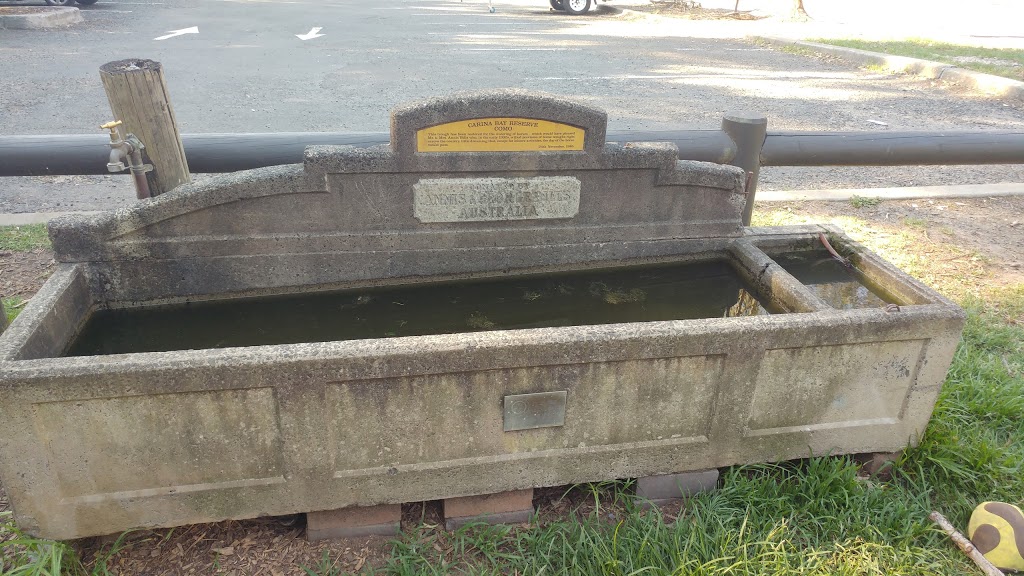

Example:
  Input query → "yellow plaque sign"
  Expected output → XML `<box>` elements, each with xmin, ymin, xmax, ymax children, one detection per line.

<box><xmin>416</xmin><ymin>118</ymin><xmax>585</xmax><ymax>153</ymax></box>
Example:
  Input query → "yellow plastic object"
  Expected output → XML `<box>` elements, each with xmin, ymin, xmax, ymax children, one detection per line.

<box><xmin>968</xmin><ymin>501</ymin><xmax>1024</xmax><ymax>572</ymax></box>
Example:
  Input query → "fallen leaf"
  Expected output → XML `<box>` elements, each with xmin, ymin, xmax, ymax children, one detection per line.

<box><xmin>213</xmin><ymin>546</ymin><xmax>234</xmax><ymax>556</ymax></box>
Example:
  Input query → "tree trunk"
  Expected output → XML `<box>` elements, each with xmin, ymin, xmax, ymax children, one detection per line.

<box><xmin>792</xmin><ymin>0</ymin><xmax>810</xmax><ymax>19</ymax></box>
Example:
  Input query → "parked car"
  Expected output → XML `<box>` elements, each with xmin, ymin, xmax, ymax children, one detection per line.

<box><xmin>549</xmin><ymin>0</ymin><xmax>604</xmax><ymax>15</ymax></box>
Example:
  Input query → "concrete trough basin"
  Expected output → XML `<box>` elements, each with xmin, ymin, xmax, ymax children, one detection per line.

<box><xmin>0</xmin><ymin>91</ymin><xmax>964</xmax><ymax>540</ymax></box>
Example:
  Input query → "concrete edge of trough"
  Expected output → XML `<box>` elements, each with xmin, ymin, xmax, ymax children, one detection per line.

<box><xmin>754</xmin><ymin>36</ymin><xmax>1024</xmax><ymax>103</ymax></box>
<box><xmin>0</xmin><ymin>7</ymin><xmax>83</xmax><ymax>30</ymax></box>
<box><xmin>2</xmin><ymin>183</ymin><xmax>1022</xmax><ymax>226</ymax></box>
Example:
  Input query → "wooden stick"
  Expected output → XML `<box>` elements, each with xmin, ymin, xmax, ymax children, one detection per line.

<box><xmin>929</xmin><ymin>511</ymin><xmax>1005</xmax><ymax>576</ymax></box>
<box><xmin>100</xmin><ymin>59</ymin><xmax>190</xmax><ymax>196</ymax></box>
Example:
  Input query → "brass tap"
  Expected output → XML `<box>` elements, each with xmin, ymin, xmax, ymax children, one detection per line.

<box><xmin>100</xmin><ymin>120</ymin><xmax>153</xmax><ymax>199</ymax></box>
<box><xmin>101</xmin><ymin>120</ymin><xmax>127</xmax><ymax>172</ymax></box>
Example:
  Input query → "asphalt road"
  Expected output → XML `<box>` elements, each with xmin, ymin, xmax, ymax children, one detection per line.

<box><xmin>0</xmin><ymin>0</ymin><xmax>851</xmax><ymax>134</ymax></box>
<box><xmin>1</xmin><ymin>0</ymin><xmax>1023</xmax><ymax>213</ymax></box>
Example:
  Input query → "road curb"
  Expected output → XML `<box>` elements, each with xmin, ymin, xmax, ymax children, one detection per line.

<box><xmin>755</xmin><ymin>36</ymin><xmax>1024</xmax><ymax>103</ymax></box>
<box><xmin>0</xmin><ymin>212</ymin><xmax>102</xmax><ymax>227</ymax></box>
<box><xmin>757</xmin><ymin>182</ymin><xmax>1024</xmax><ymax>202</ymax></box>
<box><xmin>0</xmin><ymin>7</ymin><xmax>83</xmax><ymax>30</ymax></box>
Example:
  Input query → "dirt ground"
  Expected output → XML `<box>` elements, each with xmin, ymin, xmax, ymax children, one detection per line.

<box><xmin>0</xmin><ymin>249</ymin><xmax>54</xmax><ymax>299</ymax></box>
<box><xmin>625</xmin><ymin>0</ymin><xmax>768</xmax><ymax>20</ymax></box>
<box><xmin>1</xmin><ymin>195</ymin><xmax>1022</xmax><ymax>573</ymax></box>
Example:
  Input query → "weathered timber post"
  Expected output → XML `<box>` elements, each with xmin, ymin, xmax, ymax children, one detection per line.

<box><xmin>721</xmin><ymin>113</ymin><xmax>767</xmax><ymax>226</ymax></box>
<box><xmin>99</xmin><ymin>59</ymin><xmax>190</xmax><ymax>195</ymax></box>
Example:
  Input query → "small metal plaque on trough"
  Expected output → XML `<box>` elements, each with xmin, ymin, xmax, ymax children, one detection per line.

<box><xmin>503</xmin><ymin>391</ymin><xmax>567</xmax><ymax>432</ymax></box>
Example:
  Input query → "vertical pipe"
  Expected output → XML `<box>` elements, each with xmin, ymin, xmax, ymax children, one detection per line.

<box><xmin>721</xmin><ymin>113</ymin><xmax>768</xmax><ymax>226</ymax></box>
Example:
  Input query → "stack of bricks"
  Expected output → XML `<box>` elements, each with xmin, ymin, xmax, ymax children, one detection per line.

<box><xmin>307</xmin><ymin>470</ymin><xmax>721</xmax><ymax>540</ymax></box>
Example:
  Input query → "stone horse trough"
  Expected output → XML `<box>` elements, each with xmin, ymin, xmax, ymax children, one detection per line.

<box><xmin>0</xmin><ymin>91</ymin><xmax>964</xmax><ymax>540</ymax></box>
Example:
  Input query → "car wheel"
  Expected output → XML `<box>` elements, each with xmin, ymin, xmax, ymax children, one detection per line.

<box><xmin>44</xmin><ymin>0</ymin><xmax>77</xmax><ymax>5</ymax></box>
<box><xmin>549</xmin><ymin>0</ymin><xmax>565</xmax><ymax>10</ymax></box>
<box><xmin>76</xmin><ymin>0</ymin><xmax>101</xmax><ymax>4</ymax></box>
<box><xmin>564</xmin><ymin>0</ymin><xmax>590</xmax><ymax>14</ymax></box>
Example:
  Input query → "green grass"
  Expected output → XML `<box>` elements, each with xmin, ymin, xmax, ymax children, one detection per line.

<box><xmin>0</xmin><ymin>224</ymin><xmax>51</xmax><ymax>252</ymax></box>
<box><xmin>0</xmin><ymin>514</ymin><xmax>81</xmax><ymax>576</ymax></box>
<box><xmin>1</xmin><ymin>512</ymin><xmax>132</xmax><ymax>576</ymax></box>
<box><xmin>814</xmin><ymin>38</ymin><xmax>1024</xmax><ymax>81</ymax></box>
<box><xmin>849</xmin><ymin>195</ymin><xmax>881</xmax><ymax>209</ymax></box>
<box><xmin>3</xmin><ymin>297</ymin><xmax>26</xmax><ymax>325</ymax></box>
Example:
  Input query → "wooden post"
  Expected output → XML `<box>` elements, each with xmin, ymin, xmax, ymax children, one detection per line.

<box><xmin>99</xmin><ymin>59</ymin><xmax>190</xmax><ymax>196</ymax></box>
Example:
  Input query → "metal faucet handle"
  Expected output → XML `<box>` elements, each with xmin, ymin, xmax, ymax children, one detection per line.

<box><xmin>100</xmin><ymin>120</ymin><xmax>124</xmax><ymax>140</ymax></box>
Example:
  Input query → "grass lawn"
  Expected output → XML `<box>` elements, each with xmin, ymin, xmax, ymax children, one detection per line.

<box><xmin>2</xmin><ymin>211</ymin><xmax>1023</xmax><ymax>574</ymax></box>
<box><xmin>813</xmin><ymin>38</ymin><xmax>1024</xmax><ymax>81</ymax></box>
<box><xmin>2</xmin><ymin>297</ymin><xmax>26</xmax><ymax>325</ymax></box>
<box><xmin>0</xmin><ymin>224</ymin><xmax>50</xmax><ymax>253</ymax></box>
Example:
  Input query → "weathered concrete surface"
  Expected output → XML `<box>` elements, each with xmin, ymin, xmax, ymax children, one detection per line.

<box><xmin>306</xmin><ymin>505</ymin><xmax>401</xmax><ymax>540</ymax></box>
<box><xmin>0</xmin><ymin>7</ymin><xmax>82</xmax><ymax>30</ymax></box>
<box><xmin>0</xmin><ymin>91</ymin><xmax>965</xmax><ymax>539</ymax></box>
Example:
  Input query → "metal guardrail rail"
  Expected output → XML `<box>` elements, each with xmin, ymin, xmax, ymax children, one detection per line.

<box><xmin>2</xmin><ymin>125</ymin><xmax>1022</xmax><ymax>225</ymax></box>
<box><xmin>4</xmin><ymin>130</ymin><xmax>1022</xmax><ymax>177</ymax></box>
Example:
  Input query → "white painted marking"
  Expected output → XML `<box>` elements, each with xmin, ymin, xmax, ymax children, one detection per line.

<box><xmin>154</xmin><ymin>26</ymin><xmax>198</xmax><ymax>41</ymax></box>
<box><xmin>296</xmin><ymin>26</ymin><xmax>325</xmax><ymax>40</ymax></box>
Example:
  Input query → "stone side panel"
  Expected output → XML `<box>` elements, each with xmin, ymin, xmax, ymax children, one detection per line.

<box><xmin>0</xmin><ymin>304</ymin><xmax>963</xmax><ymax>540</ymax></box>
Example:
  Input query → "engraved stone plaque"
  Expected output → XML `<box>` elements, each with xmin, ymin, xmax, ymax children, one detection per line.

<box><xmin>413</xmin><ymin>176</ymin><xmax>581</xmax><ymax>223</ymax></box>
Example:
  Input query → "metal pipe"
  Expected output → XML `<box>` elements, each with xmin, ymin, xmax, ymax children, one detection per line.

<box><xmin>1</xmin><ymin>130</ymin><xmax>1022</xmax><ymax>177</ymax></box>
<box><xmin>721</xmin><ymin>113</ymin><xmax>768</xmax><ymax>226</ymax></box>
<box><xmin>760</xmin><ymin>131</ymin><xmax>1024</xmax><ymax>166</ymax></box>
<box><xmin>127</xmin><ymin>146</ymin><xmax>152</xmax><ymax>199</ymax></box>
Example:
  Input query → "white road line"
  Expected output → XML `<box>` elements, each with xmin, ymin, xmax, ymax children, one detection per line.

<box><xmin>296</xmin><ymin>27</ymin><xmax>325</xmax><ymax>40</ymax></box>
<box><xmin>154</xmin><ymin>26</ymin><xmax>198</xmax><ymax>41</ymax></box>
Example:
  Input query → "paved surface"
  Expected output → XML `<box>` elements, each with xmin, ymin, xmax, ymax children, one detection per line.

<box><xmin>0</xmin><ymin>0</ymin><xmax>1022</xmax><ymax>213</ymax></box>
